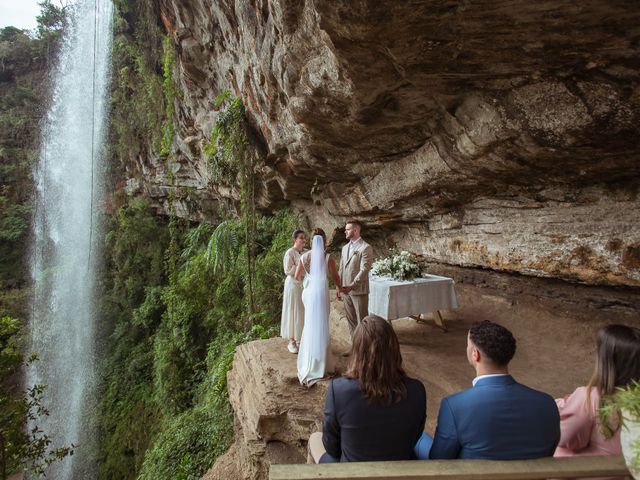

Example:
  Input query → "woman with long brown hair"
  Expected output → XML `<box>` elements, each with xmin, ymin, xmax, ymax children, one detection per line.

<box><xmin>555</xmin><ymin>324</ymin><xmax>640</xmax><ymax>458</ymax></box>
<box><xmin>308</xmin><ymin>315</ymin><xmax>426</xmax><ymax>462</ymax></box>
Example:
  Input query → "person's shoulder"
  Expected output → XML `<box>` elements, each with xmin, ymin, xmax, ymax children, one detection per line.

<box><xmin>441</xmin><ymin>385</ymin><xmax>475</xmax><ymax>406</ymax></box>
<box><xmin>331</xmin><ymin>376</ymin><xmax>361</xmax><ymax>395</ymax></box>
<box><xmin>404</xmin><ymin>376</ymin><xmax>427</xmax><ymax>399</ymax></box>
<box><xmin>404</xmin><ymin>376</ymin><xmax>426</xmax><ymax>391</ymax></box>
<box><xmin>515</xmin><ymin>381</ymin><xmax>559</xmax><ymax>406</ymax></box>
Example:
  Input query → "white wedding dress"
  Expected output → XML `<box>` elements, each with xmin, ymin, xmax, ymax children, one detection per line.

<box><xmin>297</xmin><ymin>235</ymin><xmax>334</xmax><ymax>386</ymax></box>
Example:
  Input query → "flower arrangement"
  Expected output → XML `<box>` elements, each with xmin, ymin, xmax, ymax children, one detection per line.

<box><xmin>371</xmin><ymin>250</ymin><xmax>423</xmax><ymax>281</ymax></box>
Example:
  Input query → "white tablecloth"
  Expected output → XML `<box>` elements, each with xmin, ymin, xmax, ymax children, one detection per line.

<box><xmin>368</xmin><ymin>274</ymin><xmax>458</xmax><ymax>321</ymax></box>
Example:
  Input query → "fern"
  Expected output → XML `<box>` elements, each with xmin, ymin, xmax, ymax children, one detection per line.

<box><xmin>205</xmin><ymin>221</ymin><xmax>239</xmax><ymax>274</ymax></box>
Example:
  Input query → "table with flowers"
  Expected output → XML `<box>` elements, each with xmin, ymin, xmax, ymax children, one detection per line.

<box><xmin>367</xmin><ymin>273</ymin><xmax>458</xmax><ymax>331</ymax></box>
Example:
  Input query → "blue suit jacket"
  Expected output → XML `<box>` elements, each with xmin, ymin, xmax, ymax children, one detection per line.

<box><xmin>429</xmin><ymin>375</ymin><xmax>560</xmax><ymax>460</ymax></box>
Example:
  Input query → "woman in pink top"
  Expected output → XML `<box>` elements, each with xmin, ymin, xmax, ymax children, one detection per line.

<box><xmin>555</xmin><ymin>324</ymin><xmax>640</xmax><ymax>457</ymax></box>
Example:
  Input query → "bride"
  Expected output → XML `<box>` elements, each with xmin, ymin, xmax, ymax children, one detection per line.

<box><xmin>294</xmin><ymin>229</ymin><xmax>342</xmax><ymax>386</ymax></box>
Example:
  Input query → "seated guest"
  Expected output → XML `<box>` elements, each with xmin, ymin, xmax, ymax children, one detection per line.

<box><xmin>428</xmin><ymin>320</ymin><xmax>560</xmax><ymax>460</ymax></box>
<box><xmin>308</xmin><ymin>315</ymin><xmax>426</xmax><ymax>463</ymax></box>
<box><xmin>555</xmin><ymin>324</ymin><xmax>640</xmax><ymax>458</ymax></box>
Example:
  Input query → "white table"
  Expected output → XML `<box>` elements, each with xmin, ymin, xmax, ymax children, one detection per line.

<box><xmin>368</xmin><ymin>274</ymin><xmax>458</xmax><ymax>331</ymax></box>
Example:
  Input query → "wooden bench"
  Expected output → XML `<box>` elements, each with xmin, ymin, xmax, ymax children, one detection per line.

<box><xmin>270</xmin><ymin>455</ymin><xmax>631</xmax><ymax>480</ymax></box>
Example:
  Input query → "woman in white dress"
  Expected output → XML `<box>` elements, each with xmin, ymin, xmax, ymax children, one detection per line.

<box><xmin>294</xmin><ymin>229</ymin><xmax>342</xmax><ymax>386</ymax></box>
<box><xmin>280</xmin><ymin>230</ymin><xmax>306</xmax><ymax>353</ymax></box>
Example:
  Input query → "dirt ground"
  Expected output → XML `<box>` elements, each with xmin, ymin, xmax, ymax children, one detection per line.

<box><xmin>328</xmin><ymin>269</ymin><xmax>640</xmax><ymax>433</ymax></box>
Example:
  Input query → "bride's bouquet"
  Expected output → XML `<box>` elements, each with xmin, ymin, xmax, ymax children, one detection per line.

<box><xmin>371</xmin><ymin>250</ymin><xmax>423</xmax><ymax>281</ymax></box>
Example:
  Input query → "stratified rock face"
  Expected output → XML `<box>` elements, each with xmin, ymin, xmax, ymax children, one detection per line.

<box><xmin>138</xmin><ymin>0</ymin><xmax>640</xmax><ymax>286</ymax></box>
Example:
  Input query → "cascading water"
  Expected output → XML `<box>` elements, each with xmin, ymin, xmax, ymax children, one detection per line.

<box><xmin>29</xmin><ymin>0</ymin><xmax>113</xmax><ymax>477</ymax></box>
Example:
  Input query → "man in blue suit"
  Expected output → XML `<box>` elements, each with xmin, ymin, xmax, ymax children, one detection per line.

<box><xmin>428</xmin><ymin>320</ymin><xmax>560</xmax><ymax>460</ymax></box>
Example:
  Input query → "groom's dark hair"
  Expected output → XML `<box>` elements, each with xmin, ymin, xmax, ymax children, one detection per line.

<box><xmin>346</xmin><ymin>220</ymin><xmax>362</xmax><ymax>230</ymax></box>
<box><xmin>345</xmin><ymin>315</ymin><xmax>407</xmax><ymax>405</ymax></box>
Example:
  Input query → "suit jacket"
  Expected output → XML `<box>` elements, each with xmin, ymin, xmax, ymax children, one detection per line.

<box><xmin>322</xmin><ymin>376</ymin><xmax>426</xmax><ymax>462</ymax></box>
<box><xmin>339</xmin><ymin>238</ymin><xmax>373</xmax><ymax>296</ymax></box>
<box><xmin>429</xmin><ymin>375</ymin><xmax>560</xmax><ymax>460</ymax></box>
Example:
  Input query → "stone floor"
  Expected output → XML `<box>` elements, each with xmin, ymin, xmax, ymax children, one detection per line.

<box><xmin>205</xmin><ymin>271</ymin><xmax>640</xmax><ymax>479</ymax></box>
<box><xmin>328</xmin><ymin>272</ymin><xmax>640</xmax><ymax>433</ymax></box>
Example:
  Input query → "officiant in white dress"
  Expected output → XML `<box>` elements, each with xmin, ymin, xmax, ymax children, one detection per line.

<box><xmin>295</xmin><ymin>228</ymin><xmax>342</xmax><ymax>387</ymax></box>
<box><xmin>280</xmin><ymin>230</ymin><xmax>306</xmax><ymax>353</ymax></box>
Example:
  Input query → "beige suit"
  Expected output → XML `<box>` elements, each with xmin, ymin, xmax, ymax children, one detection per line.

<box><xmin>339</xmin><ymin>237</ymin><xmax>373</xmax><ymax>336</ymax></box>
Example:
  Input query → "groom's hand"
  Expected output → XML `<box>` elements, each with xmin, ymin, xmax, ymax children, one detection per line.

<box><xmin>341</xmin><ymin>285</ymin><xmax>353</xmax><ymax>294</ymax></box>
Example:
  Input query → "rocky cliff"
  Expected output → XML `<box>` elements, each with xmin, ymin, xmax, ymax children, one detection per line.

<box><xmin>124</xmin><ymin>0</ymin><xmax>640</xmax><ymax>288</ymax></box>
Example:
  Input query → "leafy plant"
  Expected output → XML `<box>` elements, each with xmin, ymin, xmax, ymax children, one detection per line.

<box><xmin>600</xmin><ymin>381</ymin><xmax>640</xmax><ymax>470</ymax></box>
<box><xmin>159</xmin><ymin>36</ymin><xmax>176</xmax><ymax>158</ymax></box>
<box><xmin>0</xmin><ymin>317</ymin><xmax>73</xmax><ymax>479</ymax></box>
<box><xmin>205</xmin><ymin>221</ymin><xmax>240</xmax><ymax>275</ymax></box>
<box><xmin>204</xmin><ymin>93</ymin><xmax>259</xmax><ymax>314</ymax></box>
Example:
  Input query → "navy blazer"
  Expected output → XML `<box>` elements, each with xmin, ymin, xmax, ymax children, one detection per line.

<box><xmin>429</xmin><ymin>375</ymin><xmax>560</xmax><ymax>460</ymax></box>
<box><xmin>322</xmin><ymin>376</ymin><xmax>426</xmax><ymax>462</ymax></box>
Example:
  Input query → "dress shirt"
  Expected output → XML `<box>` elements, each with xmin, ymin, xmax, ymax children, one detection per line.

<box><xmin>472</xmin><ymin>373</ymin><xmax>509</xmax><ymax>387</ymax></box>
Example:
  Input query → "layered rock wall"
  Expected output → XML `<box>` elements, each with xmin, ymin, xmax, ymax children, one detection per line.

<box><xmin>128</xmin><ymin>0</ymin><xmax>640</xmax><ymax>287</ymax></box>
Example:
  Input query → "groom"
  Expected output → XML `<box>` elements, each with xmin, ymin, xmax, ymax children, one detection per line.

<box><xmin>339</xmin><ymin>220</ymin><xmax>373</xmax><ymax>337</ymax></box>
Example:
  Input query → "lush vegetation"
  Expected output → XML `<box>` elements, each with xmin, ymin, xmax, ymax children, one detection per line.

<box><xmin>97</xmin><ymin>198</ymin><xmax>296</xmax><ymax>479</ymax></box>
<box><xmin>0</xmin><ymin>3</ymin><xmax>74</xmax><ymax>478</ymax></box>
<box><xmin>101</xmin><ymin>5</ymin><xmax>293</xmax><ymax>473</ymax></box>
<box><xmin>2</xmin><ymin>1</ymin><xmax>293</xmax><ymax>478</ymax></box>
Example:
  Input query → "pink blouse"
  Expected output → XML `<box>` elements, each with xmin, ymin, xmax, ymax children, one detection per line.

<box><xmin>555</xmin><ymin>386</ymin><xmax>621</xmax><ymax>457</ymax></box>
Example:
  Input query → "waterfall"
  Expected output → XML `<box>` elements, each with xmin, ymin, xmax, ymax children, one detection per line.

<box><xmin>28</xmin><ymin>0</ymin><xmax>113</xmax><ymax>477</ymax></box>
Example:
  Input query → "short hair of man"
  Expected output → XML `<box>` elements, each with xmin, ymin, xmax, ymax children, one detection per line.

<box><xmin>345</xmin><ymin>315</ymin><xmax>407</xmax><ymax>405</ymax></box>
<box><xmin>469</xmin><ymin>320</ymin><xmax>516</xmax><ymax>367</ymax></box>
<box><xmin>346</xmin><ymin>220</ymin><xmax>362</xmax><ymax>230</ymax></box>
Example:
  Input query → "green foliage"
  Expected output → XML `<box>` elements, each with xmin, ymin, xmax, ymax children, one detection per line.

<box><xmin>138</xmin><ymin>325</ymin><xmax>275</xmax><ymax>480</ymax></box>
<box><xmin>600</xmin><ymin>381</ymin><xmax>640</xmax><ymax>439</ymax></box>
<box><xmin>97</xmin><ymin>198</ymin><xmax>170</xmax><ymax>480</ymax></box>
<box><xmin>0</xmin><ymin>1</ymin><xmax>66</xmax><ymax>309</ymax></box>
<box><xmin>205</xmin><ymin>221</ymin><xmax>240</xmax><ymax>275</ymax></box>
<box><xmin>204</xmin><ymin>93</ymin><xmax>259</xmax><ymax>314</ymax></box>
<box><xmin>0</xmin><ymin>204</ymin><xmax>31</xmax><ymax>242</ymax></box>
<box><xmin>0</xmin><ymin>317</ymin><xmax>73</xmax><ymax>479</ymax></box>
<box><xmin>98</xmin><ymin>197</ymin><xmax>297</xmax><ymax>479</ymax></box>
<box><xmin>160</xmin><ymin>36</ymin><xmax>177</xmax><ymax>158</ymax></box>
<box><xmin>108</xmin><ymin>0</ymin><xmax>165</xmax><ymax>174</ymax></box>
<box><xmin>203</xmin><ymin>94</ymin><xmax>248</xmax><ymax>184</ymax></box>
<box><xmin>600</xmin><ymin>381</ymin><xmax>640</xmax><ymax>471</ymax></box>
<box><xmin>104</xmin><ymin>197</ymin><xmax>169</xmax><ymax>311</ymax></box>
<box><xmin>34</xmin><ymin>0</ymin><xmax>68</xmax><ymax>59</ymax></box>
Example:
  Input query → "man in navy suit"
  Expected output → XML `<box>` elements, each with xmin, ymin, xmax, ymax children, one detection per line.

<box><xmin>428</xmin><ymin>320</ymin><xmax>560</xmax><ymax>460</ymax></box>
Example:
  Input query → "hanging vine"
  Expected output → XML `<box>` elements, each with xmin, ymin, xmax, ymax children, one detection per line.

<box><xmin>204</xmin><ymin>92</ymin><xmax>258</xmax><ymax>316</ymax></box>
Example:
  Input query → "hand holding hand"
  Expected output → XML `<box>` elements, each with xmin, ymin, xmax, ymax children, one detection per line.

<box><xmin>341</xmin><ymin>285</ymin><xmax>353</xmax><ymax>294</ymax></box>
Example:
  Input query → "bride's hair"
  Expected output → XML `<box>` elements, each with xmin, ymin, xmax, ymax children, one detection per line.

<box><xmin>311</xmin><ymin>228</ymin><xmax>326</xmax><ymax>247</ymax></box>
<box><xmin>345</xmin><ymin>315</ymin><xmax>407</xmax><ymax>405</ymax></box>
